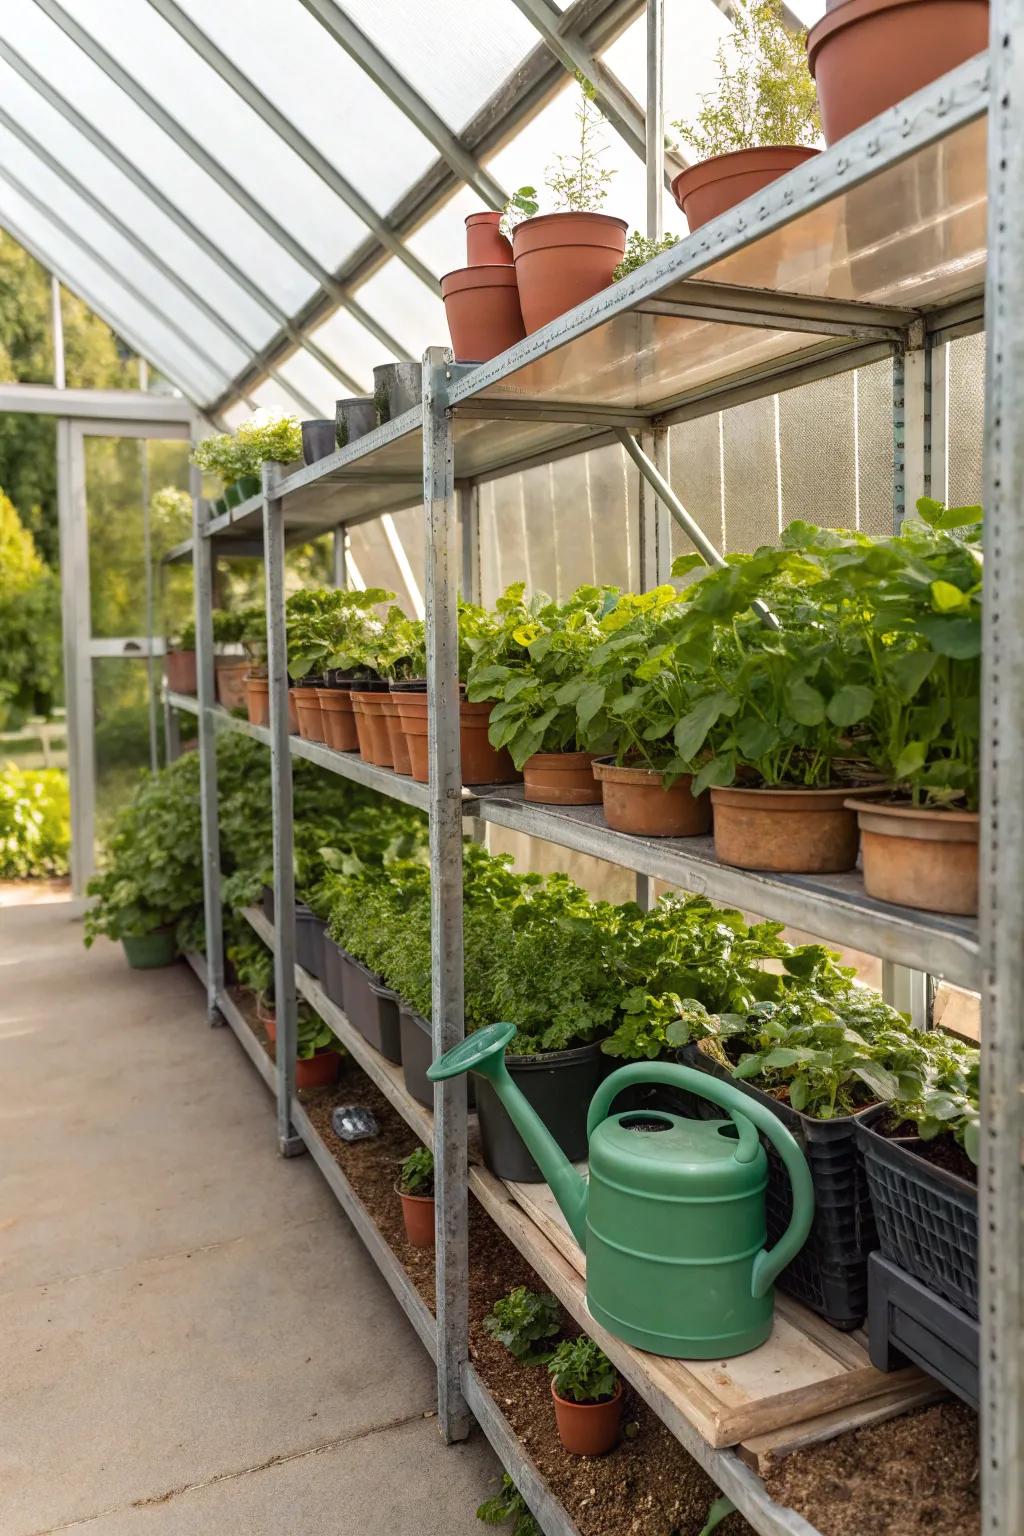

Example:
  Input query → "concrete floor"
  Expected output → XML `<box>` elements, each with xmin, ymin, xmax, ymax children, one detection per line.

<box><xmin>2</xmin><ymin>898</ymin><xmax>499</xmax><ymax>1536</ymax></box>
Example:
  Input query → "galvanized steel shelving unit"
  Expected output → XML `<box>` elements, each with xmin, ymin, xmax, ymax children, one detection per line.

<box><xmin>167</xmin><ymin>14</ymin><xmax>1024</xmax><ymax>1532</ymax></box>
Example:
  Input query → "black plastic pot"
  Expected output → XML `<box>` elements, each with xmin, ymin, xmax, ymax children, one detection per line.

<box><xmin>857</xmin><ymin>1106</ymin><xmax>978</xmax><ymax>1318</ymax></box>
<box><xmin>321</xmin><ymin>934</ymin><xmax>346</xmax><ymax>1010</ymax></box>
<box><xmin>262</xmin><ymin>884</ymin><xmax>275</xmax><ymax>924</ymax></box>
<box><xmin>302</xmin><ymin>418</ymin><xmax>337</xmax><ymax>464</ymax></box>
<box><xmin>476</xmin><ymin>1040</ymin><xmax>607</xmax><ymax>1184</ymax></box>
<box><xmin>294</xmin><ymin>903</ymin><xmax>326</xmax><ymax>980</ymax></box>
<box><xmin>335</xmin><ymin>396</ymin><xmax>376</xmax><ymax>448</ymax></box>
<box><xmin>868</xmin><ymin>1251</ymin><xmax>978</xmax><ymax>1409</ymax></box>
<box><xmin>399</xmin><ymin>1005</ymin><xmax>474</xmax><ymax>1111</ymax></box>
<box><xmin>337</xmin><ymin>948</ymin><xmax>402</xmax><ymax>1064</ymax></box>
<box><xmin>679</xmin><ymin>1041</ymin><xmax>878</xmax><ymax>1329</ymax></box>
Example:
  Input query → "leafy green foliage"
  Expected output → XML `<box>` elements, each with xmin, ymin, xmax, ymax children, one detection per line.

<box><xmin>547</xmin><ymin>1336</ymin><xmax>617</xmax><ymax>1403</ymax></box>
<box><xmin>499</xmin><ymin>185</ymin><xmax>540</xmax><ymax>239</ymax></box>
<box><xmin>477</xmin><ymin>1475</ymin><xmax>541</xmax><ymax>1536</ymax></box>
<box><xmin>192</xmin><ymin>413</ymin><xmax>303</xmax><ymax>489</ymax></box>
<box><xmin>0</xmin><ymin>764</ymin><xmax>70</xmax><ymax>877</ymax></box>
<box><xmin>546</xmin><ymin>74</ymin><xmax>616</xmax><ymax>213</ymax></box>
<box><xmin>284</xmin><ymin>586</ymin><xmax>411</xmax><ymax>681</ymax></box>
<box><xmin>398</xmin><ymin>1146</ymin><xmax>434</xmax><ymax>1197</ymax></box>
<box><xmin>296</xmin><ymin>1005</ymin><xmax>339</xmax><ymax>1059</ymax></box>
<box><xmin>673</xmin><ymin>0</ymin><xmax>820</xmax><ymax>160</ymax></box>
<box><xmin>0</xmin><ymin>487</ymin><xmax>62</xmax><ymax>729</ymax></box>
<box><xmin>483</xmin><ymin>1286</ymin><xmax>562</xmax><ymax>1364</ymax></box>
<box><xmin>613</xmin><ymin>231</ymin><xmax>680</xmax><ymax>281</ymax></box>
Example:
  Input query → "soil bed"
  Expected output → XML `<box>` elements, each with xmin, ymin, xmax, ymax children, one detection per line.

<box><xmin>876</xmin><ymin>1114</ymin><xmax>977</xmax><ymax>1184</ymax></box>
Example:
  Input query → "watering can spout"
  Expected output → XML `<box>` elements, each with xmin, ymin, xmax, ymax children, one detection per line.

<box><xmin>427</xmin><ymin>1023</ymin><xmax>590</xmax><ymax>1248</ymax></box>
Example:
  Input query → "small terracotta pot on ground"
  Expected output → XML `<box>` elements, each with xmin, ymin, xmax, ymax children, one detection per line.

<box><xmin>846</xmin><ymin>798</ymin><xmax>979</xmax><ymax>915</ymax></box>
<box><xmin>466</xmin><ymin>211</ymin><xmax>513</xmax><ymax>265</ymax></box>
<box><xmin>807</xmin><ymin>0</ymin><xmax>989</xmax><ymax>146</ymax></box>
<box><xmin>523</xmin><ymin>750</ymin><xmax>603</xmax><ymax>806</ymax></box>
<box><xmin>317</xmin><ymin>684</ymin><xmax>359</xmax><ymax>752</ymax></box>
<box><xmin>215</xmin><ymin>657</ymin><xmax>249</xmax><ymax>712</ymax></box>
<box><xmin>397</xmin><ymin>1187</ymin><xmax>435</xmax><ymax>1248</ymax></box>
<box><xmin>671</xmin><ymin>146</ymin><xmax>819</xmax><ymax>232</ymax></box>
<box><xmin>245</xmin><ymin>672</ymin><xmax>269</xmax><ymax>726</ymax></box>
<box><xmin>165</xmin><ymin>648</ymin><xmax>197</xmax><ymax>695</ymax></box>
<box><xmin>513</xmin><ymin>213</ymin><xmax>627</xmax><ymax>333</ymax></box>
<box><xmin>394</xmin><ymin>690</ymin><xmax>519</xmax><ymax>786</ymax></box>
<box><xmin>295</xmin><ymin>1050</ymin><xmax>342</xmax><ymax>1091</ymax></box>
<box><xmin>351</xmin><ymin>688</ymin><xmax>394</xmax><ymax>767</ymax></box>
<box><xmin>710</xmin><ymin>784</ymin><xmax>869</xmax><ymax>873</ymax></box>
<box><xmin>592</xmin><ymin>760</ymin><xmax>711</xmax><ymax>837</ymax></box>
<box><xmin>441</xmin><ymin>266</ymin><xmax>526</xmax><ymax>361</ymax></box>
<box><xmin>551</xmin><ymin>1379</ymin><xmax>623</xmax><ymax>1457</ymax></box>
<box><xmin>292</xmin><ymin>684</ymin><xmax>326</xmax><ymax>743</ymax></box>
<box><xmin>378</xmin><ymin>693</ymin><xmax>412</xmax><ymax>775</ymax></box>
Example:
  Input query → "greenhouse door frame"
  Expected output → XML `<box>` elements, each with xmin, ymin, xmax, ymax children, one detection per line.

<box><xmin>57</xmin><ymin>411</ymin><xmax>193</xmax><ymax>898</ymax></box>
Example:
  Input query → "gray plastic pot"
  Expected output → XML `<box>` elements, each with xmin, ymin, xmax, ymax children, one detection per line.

<box><xmin>335</xmin><ymin>396</ymin><xmax>376</xmax><ymax>447</ymax></box>
<box><xmin>373</xmin><ymin>362</ymin><xmax>422</xmax><ymax>424</ymax></box>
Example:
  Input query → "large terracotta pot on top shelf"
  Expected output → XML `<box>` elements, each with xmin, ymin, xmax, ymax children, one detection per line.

<box><xmin>291</xmin><ymin>683</ymin><xmax>326</xmax><ymax>743</ymax></box>
<box><xmin>512</xmin><ymin>212</ymin><xmax>627</xmax><ymax>333</ymax></box>
<box><xmin>710</xmin><ymin>784</ymin><xmax>868</xmax><ymax>873</ymax></box>
<box><xmin>671</xmin><ymin>147</ymin><xmax>820</xmax><ymax>232</ymax></box>
<box><xmin>592</xmin><ymin>760</ymin><xmax>711</xmax><ymax>838</ymax></box>
<box><xmin>846</xmin><ymin>798</ymin><xmax>979</xmax><ymax>915</ymax></box>
<box><xmin>166</xmin><ymin>648</ymin><xmax>197</xmax><ymax>695</ymax></box>
<box><xmin>466</xmin><ymin>211</ymin><xmax>513</xmax><ymax>266</ymax></box>
<box><xmin>351</xmin><ymin>687</ymin><xmax>394</xmax><ymax>767</ymax></box>
<box><xmin>807</xmin><ymin>0</ymin><xmax>989</xmax><ymax>147</ymax></box>
<box><xmin>441</xmin><ymin>266</ymin><xmax>526</xmax><ymax>362</ymax></box>
<box><xmin>317</xmin><ymin>683</ymin><xmax>359</xmax><ymax>753</ymax></box>
<box><xmin>523</xmin><ymin>750</ymin><xmax>602</xmax><ymax>806</ymax></box>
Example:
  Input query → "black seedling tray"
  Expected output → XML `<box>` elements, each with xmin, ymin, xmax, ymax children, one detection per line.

<box><xmin>867</xmin><ymin>1251</ymin><xmax>978</xmax><ymax>1409</ymax></box>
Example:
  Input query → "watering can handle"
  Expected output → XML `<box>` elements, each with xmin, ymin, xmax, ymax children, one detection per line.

<box><xmin>588</xmin><ymin>1062</ymin><xmax>815</xmax><ymax>1300</ymax></box>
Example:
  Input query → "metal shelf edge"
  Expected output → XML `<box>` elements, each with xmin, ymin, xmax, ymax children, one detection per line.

<box><xmin>215</xmin><ymin>986</ymin><xmax>278</xmax><ymax>1095</ymax></box>
<box><xmin>166</xmin><ymin>690</ymin><xmax>200</xmax><ymax>716</ymax></box>
<box><xmin>462</xmin><ymin>1364</ymin><xmax>585</xmax><ymax>1536</ymax></box>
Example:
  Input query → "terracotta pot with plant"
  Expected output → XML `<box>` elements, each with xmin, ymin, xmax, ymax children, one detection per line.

<box><xmin>509</xmin><ymin>80</ymin><xmax>626</xmax><ymax>333</ymax></box>
<box><xmin>294</xmin><ymin>1007</ymin><xmax>342</xmax><ymax>1091</ymax></box>
<box><xmin>396</xmin><ymin>1146</ymin><xmax>435</xmax><ymax>1247</ymax></box>
<box><xmin>671</xmin><ymin>0</ymin><xmax>821</xmax><ymax>232</ymax></box>
<box><xmin>165</xmin><ymin>620</ymin><xmax>197</xmax><ymax>695</ymax></box>
<box><xmin>547</xmin><ymin>1337</ymin><xmax>622</xmax><ymax>1456</ymax></box>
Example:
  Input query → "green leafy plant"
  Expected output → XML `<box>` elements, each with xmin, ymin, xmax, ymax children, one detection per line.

<box><xmin>499</xmin><ymin>185</ymin><xmax>540</xmax><ymax>239</ymax></box>
<box><xmin>296</xmin><ymin>1005</ymin><xmax>339</xmax><ymax>1060</ymax></box>
<box><xmin>171</xmin><ymin>618</ymin><xmax>196</xmax><ymax>651</ymax></box>
<box><xmin>547</xmin><ymin>1336</ymin><xmax>617</xmax><ymax>1403</ymax></box>
<box><xmin>673</xmin><ymin>0</ymin><xmax>820</xmax><ymax>160</ymax></box>
<box><xmin>235</xmin><ymin>411</ymin><xmax>303</xmax><ymax>468</ymax></box>
<box><xmin>398</xmin><ymin>1145</ymin><xmax>434</xmax><ymax>1196</ymax></box>
<box><xmin>285</xmin><ymin>586</ymin><xmax>399</xmax><ymax>682</ymax></box>
<box><xmin>0</xmin><ymin>488</ymin><xmax>62</xmax><ymax>730</ymax></box>
<box><xmin>613</xmin><ymin>230</ymin><xmax>679</xmax><ymax>281</ymax></box>
<box><xmin>483</xmin><ymin>1286</ymin><xmax>562</xmax><ymax>1364</ymax></box>
<box><xmin>546</xmin><ymin>74</ymin><xmax>616</xmax><ymax>212</ymax></box>
<box><xmin>191</xmin><ymin>431</ymin><xmax>248</xmax><ymax>487</ymax></box>
<box><xmin>477</xmin><ymin>1475</ymin><xmax>541</xmax><ymax>1536</ymax></box>
<box><xmin>0</xmin><ymin>763</ymin><xmax>70</xmax><ymax>877</ymax></box>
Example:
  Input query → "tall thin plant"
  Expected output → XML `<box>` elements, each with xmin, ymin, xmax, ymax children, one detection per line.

<box><xmin>546</xmin><ymin>73</ymin><xmax>616</xmax><ymax>212</ymax></box>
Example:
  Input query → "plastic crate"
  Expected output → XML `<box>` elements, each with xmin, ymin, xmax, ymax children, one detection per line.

<box><xmin>868</xmin><ymin>1252</ymin><xmax>978</xmax><ymax>1409</ymax></box>
<box><xmin>856</xmin><ymin>1105</ymin><xmax>978</xmax><ymax>1318</ymax></box>
<box><xmin>679</xmin><ymin>1043</ymin><xmax>877</xmax><ymax>1329</ymax></box>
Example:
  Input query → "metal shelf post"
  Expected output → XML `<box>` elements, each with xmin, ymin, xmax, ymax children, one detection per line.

<box><xmin>193</xmin><ymin>469</ymin><xmax>223</xmax><ymax>1022</ymax></box>
<box><xmin>424</xmin><ymin>346</ymin><xmax>471</xmax><ymax>1442</ymax></box>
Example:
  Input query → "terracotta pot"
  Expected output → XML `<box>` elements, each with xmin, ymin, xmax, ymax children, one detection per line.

<box><xmin>165</xmin><ymin>648</ymin><xmax>197</xmax><ymax>695</ymax></box>
<box><xmin>466</xmin><ymin>211</ymin><xmax>513</xmax><ymax>266</ymax></box>
<box><xmin>397</xmin><ymin>1186</ymin><xmax>435</xmax><ymax>1248</ymax></box>
<box><xmin>378</xmin><ymin>693</ymin><xmax>412</xmax><ymax>775</ymax></box>
<box><xmin>551</xmin><ymin>1378</ymin><xmax>622</xmax><ymax>1457</ymax></box>
<box><xmin>847</xmin><ymin>798</ymin><xmax>979</xmax><ymax>915</ymax></box>
<box><xmin>710</xmin><ymin>784</ymin><xmax>867</xmax><ymax>873</ymax></box>
<box><xmin>441</xmin><ymin>265</ymin><xmax>526</xmax><ymax>362</ymax></box>
<box><xmin>593</xmin><ymin>760</ymin><xmax>711</xmax><ymax>837</ymax></box>
<box><xmin>513</xmin><ymin>212</ymin><xmax>627</xmax><ymax>333</ymax></box>
<box><xmin>295</xmin><ymin>1050</ymin><xmax>341</xmax><ymax>1091</ymax></box>
<box><xmin>807</xmin><ymin>0</ymin><xmax>989</xmax><ymax>146</ymax></box>
<box><xmin>523</xmin><ymin>751</ymin><xmax>602</xmax><ymax>806</ymax></box>
<box><xmin>215</xmin><ymin>657</ymin><xmax>249</xmax><ymax>712</ymax></box>
<box><xmin>395</xmin><ymin>692</ymin><xmax>520</xmax><ymax>786</ymax></box>
<box><xmin>257</xmin><ymin>997</ymin><xmax>277</xmax><ymax>1044</ymax></box>
<box><xmin>317</xmin><ymin>686</ymin><xmax>359</xmax><ymax>752</ymax></box>
<box><xmin>245</xmin><ymin>672</ymin><xmax>269</xmax><ymax>726</ymax></box>
<box><xmin>292</xmin><ymin>685</ymin><xmax>326</xmax><ymax>743</ymax></box>
<box><xmin>671</xmin><ymin>146</ymin><xmax>820</xmax><ymax>232</ymax></box>
<box><xmin>288</xmin><ymin>690</ymin><xmax>299</xmax><ymax>735</ymax></box>
<box><xmin>351</xmin><ymin>689</ymin><xmax>394</xmax><ymax>767</ymax></box>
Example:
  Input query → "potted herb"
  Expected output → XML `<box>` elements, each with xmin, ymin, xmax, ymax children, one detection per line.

<box><xmin>670</xmin><ymin>0</ymin><xmax>820</xmax><ymax>231</ymax></box>
<box><xmin>510</xmin><ymin>76</ymin><xmax>626</xmax><ymax>333</ymax></box>
<box><xmin>236</xmin><ymin>603</ymin><xmax>269</xmax><ymax>725</ymax></box>
<box><xmin>294</xmin><ymin>1004</ymin><xmax>342</xmax><ymax>1090</ymax></box>
<box><xmin>165</xmin><ymin>617</ymin><xmax>197</xmax><ymax>696</ymax></box>
<box><xmin>807</xmin><ymin>0</ymin><xmax>987</xmax><ymax>148</ymax></box>
<box><xmin>840</xmin><ymin>499</ymin><xmax>982</xmax><ymax>914</ymax></box>
<box><xmin>467</xmin><ymin>582</ymin><xmax>617</xmax><ymax>804</ymax></box>
<box><xmin>483</xmin><ymin>1285</ymin><xmax>562</xmax><ymax>1363</ymax></box>
<box><xmin>191</xmin><ymin>431</ymin><xmax>251</xmax><ymax>511</ymax></box>
<box><xmin>575</xmin><ymin>583</ymin><xmax>712</xmax><ymax>835</ymax></box>
<box><xmin>396</xmin><ymin>1145</ymin><xmax>435</xmax><ymax>1247</ymax></box>
<box><xmin>234</xmin><ymin>410</ymin><xmax>302</xmax><ymax>479</ymax></box>
<box><xmin>547</xmin><ymin>1336</ymin><xmax>622</xmax><ymax>1456</ymax></box>
<box><xmin>211</xmin><ymin>608</ymin><xmax>250</xmax><ymax>712</ymax></box>
<box><xmin>612</xmin><ymin>230</ymin><xmax>679</xmax><ymax>280</ymax></box>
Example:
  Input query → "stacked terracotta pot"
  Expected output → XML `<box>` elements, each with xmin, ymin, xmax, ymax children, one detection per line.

<box><xmin>441</xmin><ymin>215</ymin><xmax>526</xmax><ymax>363</ymax></box>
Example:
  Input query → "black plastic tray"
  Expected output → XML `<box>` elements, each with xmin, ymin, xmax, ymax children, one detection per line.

<box><xmin>857</xmin><ymin>1106</ymin><xmax>978</xmax><ymax>1318</ymax></box>
<box><xmin>680</xmin><ymin>1042</ymin><xmax>877</xmax><ymax>1329</ymax></box>
<box><xmin>294</xmin><ymin>904</ymin><xmax>326</xmax><ymax>980</ymax></box>
<box><xmin>867</xmin><ymin>1251</ymin><xmax>978</xmax><ymax>1409</ymax></box>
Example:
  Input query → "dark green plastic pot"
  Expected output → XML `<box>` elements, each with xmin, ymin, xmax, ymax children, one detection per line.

<box><xmin>236</xmin><ymin>473</ymin><xmax>261</xmax><ymax>500</ymax></box>
<box><xmin>475</xmin><ymin>1039</ymin><xmax>607</xmax><ymax>1183</ymax></box>
<box><xmin>224</xmin><ymin>482</ymin><xmax>243</xmax><ymax>508</ymax></box>
<box><xmin>122</xmin><ymin>929</ymin><xmax>178</xmax><ymax>969</ymax></box>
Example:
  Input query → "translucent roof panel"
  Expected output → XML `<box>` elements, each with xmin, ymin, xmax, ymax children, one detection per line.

<box><xmin>356</xmin><ymin>259</ymin><xmax>448</xmax><ymax>363</ymax></box>
<box><xmin>339</xmin><ymin>0</ymin><xmax>545</xmax><ymax>133</ymax></box>
<box><xmin>310</xmin><ymin>307</ymin><xmax>403</xmax><ymax>394</ymax></box>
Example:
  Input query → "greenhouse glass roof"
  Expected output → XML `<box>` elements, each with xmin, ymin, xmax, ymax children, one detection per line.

<box><xmin>0</xmin><ymin>0</ymin><xmax>823</xmax><ymax>421</ymax></box>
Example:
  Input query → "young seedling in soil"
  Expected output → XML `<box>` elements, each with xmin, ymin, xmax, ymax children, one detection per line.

<box><xmin>483</xmin><ymin>1286</ymin><xmax>562</xmax><ymax>1365</ymax></box>
<box><xmin>398</xmin><ymin>1145</ymin><xmax>434</xmax><ymax>1196</ymax></box>
<box><xmin>477</xmin><ymin>1473</ymin><xmax>541</xmax><ymax>1536</ymax></box>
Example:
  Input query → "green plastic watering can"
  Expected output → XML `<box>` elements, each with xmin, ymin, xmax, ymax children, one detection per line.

<box><xmin>428</xmin><ymin>1023</ymin><xmax>815</xmax><ymax>1359</ymax></box>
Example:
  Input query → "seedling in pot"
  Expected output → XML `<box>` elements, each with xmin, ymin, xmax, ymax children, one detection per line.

<box><xmin>483</xmin><ymin>1285</ymin><xmax>561</xmax><ymax>1364</ymax></box>
<box><xmin>397</xmin><ymin>1145</ymin><xmax>435</xmax><ymax>1247</ymax></box>
<box><xmin>547</xmin><ymin>1336</ymin><xmax>622</xmax><ymax>1456</ymax></box>
<box><xmin>398</xmin><ymin>1144</ymin><xmax>434</xmax><ymax>1197</ymax></box>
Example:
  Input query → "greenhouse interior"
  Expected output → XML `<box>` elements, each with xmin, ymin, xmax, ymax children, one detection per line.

<box><xmin>1</xmin><ymin>1</ymin><xmax>1019</xmax><ymax>1534</ymax></box>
